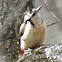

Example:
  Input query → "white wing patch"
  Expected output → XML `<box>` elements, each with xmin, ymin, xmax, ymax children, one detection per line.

<box><xmin>19</xmin><ymin>23</ymin><xmax>26</xmax><ymax>35</ymax></box>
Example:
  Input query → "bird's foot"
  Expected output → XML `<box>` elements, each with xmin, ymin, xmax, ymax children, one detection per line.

<box><xmin>19</xmin><ymin>48</ymin><xmax>33</xmax><ymax>56</ymax></box>
<box><xmin>24</xmin><ymin>48</ymin><xmax>33</xmax><ymax>55</ymax></box>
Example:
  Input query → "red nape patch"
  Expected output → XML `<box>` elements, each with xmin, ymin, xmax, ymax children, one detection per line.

<box><xmin>19</xmin><ymin>49</ymin><xmax>28</xmax><ymax>55</ymax></box>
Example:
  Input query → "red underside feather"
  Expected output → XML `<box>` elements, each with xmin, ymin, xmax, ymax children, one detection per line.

<box><xmin>19</xmin><ymin>45</ymin><xmax>40</xmax><ymax>55</ymax></box>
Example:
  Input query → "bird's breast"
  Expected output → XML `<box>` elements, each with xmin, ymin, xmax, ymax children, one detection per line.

<box><xmin>21</xmin><ymin>20</ymin><xmax>46</xmax><ymax>49</ymax></box>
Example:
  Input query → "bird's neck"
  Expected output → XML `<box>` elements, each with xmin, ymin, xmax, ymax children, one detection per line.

<box><xmin>33</xmin><ymin>13</ymin><xmax>41</xmax><ymax>22</ymax></box>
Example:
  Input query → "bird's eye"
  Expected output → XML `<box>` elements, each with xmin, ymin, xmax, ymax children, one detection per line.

<box><xmin>30</xmin><ymin>11</ymin><xmax>32</xmax><ymax>14</ymax></box>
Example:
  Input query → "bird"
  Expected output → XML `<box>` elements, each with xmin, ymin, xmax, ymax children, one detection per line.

<box><xmin>19</xmin><ymin>6</ymin><xmax>47</xmax><ymax>55</ymax></box>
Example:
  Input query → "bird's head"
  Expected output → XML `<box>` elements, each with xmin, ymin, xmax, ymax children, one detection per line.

<box><xmin>24</xmin><ymin>6</ymin><xmax>42</xmax><ymax>22</ymax></box>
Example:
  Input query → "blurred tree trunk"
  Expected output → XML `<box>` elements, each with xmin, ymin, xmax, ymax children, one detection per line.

<box><xmin>0</xmin><ymin>0</ymin><xmax>34</xmax><ymax>62</ymax></box>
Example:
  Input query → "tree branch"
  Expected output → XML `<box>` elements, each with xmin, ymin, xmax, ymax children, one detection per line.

<box><xmin>43</xmin><ymin>0</ymin><xmax>62</xmax><ymax>27</ymax></box>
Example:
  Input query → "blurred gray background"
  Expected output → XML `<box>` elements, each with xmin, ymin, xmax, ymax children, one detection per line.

<box><xmin>34</xmin><ymin>0</ymin><xmax>62</xmax><ymax>45</ymax></box>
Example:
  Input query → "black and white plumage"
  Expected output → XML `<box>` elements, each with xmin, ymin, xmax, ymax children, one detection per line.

<box><xmin>19</xmin><ymin>6</ymin><xmax>46</xmax><ymax>55</ymax></box>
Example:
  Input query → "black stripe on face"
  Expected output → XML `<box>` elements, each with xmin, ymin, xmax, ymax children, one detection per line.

<box><xmin>29</xmin><ymin>19</ymin><xmax>35</xmax><ymax>27</ymax></box>
<box><xmin>26</xmin><ymin>19</ymin><xmax>35</xmax><ymax>28</ymax></box>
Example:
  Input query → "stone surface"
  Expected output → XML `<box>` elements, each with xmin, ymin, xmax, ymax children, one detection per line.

<box><xmin>16</xmin><ymin>45</ymin><xmax>62</xmax><ymax>62</ymax></box>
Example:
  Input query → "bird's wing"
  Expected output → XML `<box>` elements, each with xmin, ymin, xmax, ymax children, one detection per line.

<box><xmin>19</xmin><ymin>23</ymin><xmax>26</xmax><ymax>36</ymax></box>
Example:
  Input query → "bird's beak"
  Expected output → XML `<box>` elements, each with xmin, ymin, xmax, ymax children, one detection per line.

<box><xmin>35</xmin><ymin>6</ymin><xmax>42</xmax><ymax>13</ymax></box>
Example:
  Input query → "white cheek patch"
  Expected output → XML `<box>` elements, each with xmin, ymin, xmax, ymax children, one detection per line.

<box><xmin>24</xmin><ymin>15</ymin><xmax>30</xmax><ymax>22</ymax></box>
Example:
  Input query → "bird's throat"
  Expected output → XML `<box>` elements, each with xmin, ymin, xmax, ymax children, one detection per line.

<box><xmin>26</xmin><ymin>19</ymin><xmax>35</xmax><ymax>28</ymax></box>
